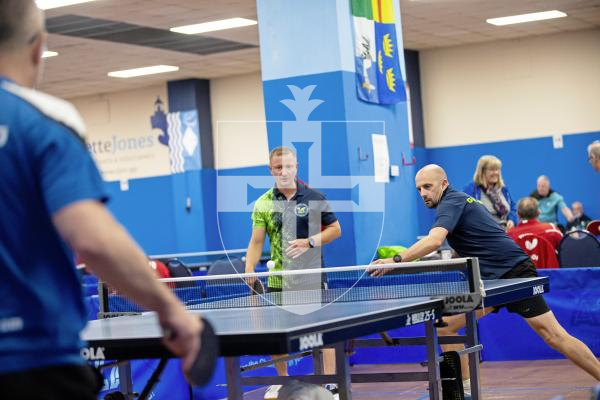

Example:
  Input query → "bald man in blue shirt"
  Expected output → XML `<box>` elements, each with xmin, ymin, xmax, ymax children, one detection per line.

<box><xmin>373</xmin><ymin>164</ymin><xmax>600</xmax><ymax>398</ymax></box>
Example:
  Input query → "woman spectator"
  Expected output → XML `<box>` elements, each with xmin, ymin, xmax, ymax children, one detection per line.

<box><xmin>464</xmin><ymin>155</ymin><xmax>517</xmax><ymax>230</ymax></box>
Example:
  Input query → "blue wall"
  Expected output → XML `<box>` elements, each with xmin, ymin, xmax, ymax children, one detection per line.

<box><xmin>414</xmin><ymin>131</ymin><xmax>600</xmax><ymax>235</ymax></box>
<box><xmin>105</xmin><ymin>130</ymin><xmax>600</xmax><ymax>258</ymax></box>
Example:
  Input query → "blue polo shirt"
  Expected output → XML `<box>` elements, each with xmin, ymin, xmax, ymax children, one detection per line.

<box><xmin>432</xmin><ymin>186</ymin><xmax>529</xmax><ymax>279</ymax></box>
<box><xmin>0</xmin><ymin>77</ymin><xmax>108</xmax><ymax>374</ymax></box>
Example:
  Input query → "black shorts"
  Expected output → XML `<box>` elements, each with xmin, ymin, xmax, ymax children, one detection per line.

<box><xmin>492</xmin><ymin>259</ymin><xmax>550</xmax><ymax>319</ymax></box>
<box><xmin>0</xmin><ymin>364</ymin><xmax>102</xmax><ymax>400</ymax></box>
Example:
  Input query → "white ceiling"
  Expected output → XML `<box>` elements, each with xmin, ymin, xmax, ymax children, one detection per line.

<box><xmin>38</xmin><ymin>0</ymin><xmax>600</xmax><ymax>99</ymax></box>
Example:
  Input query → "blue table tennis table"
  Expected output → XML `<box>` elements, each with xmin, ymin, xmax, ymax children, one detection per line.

<box><xmin>82</xmin><ymin>260</ymin><xmax>549</xmax><ymax>400</ymax></box>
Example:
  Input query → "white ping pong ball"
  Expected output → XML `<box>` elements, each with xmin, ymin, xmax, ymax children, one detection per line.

<box><xmin>266</xmin><ymin>260</ymin><xmax>275</xmax><ymax>270</ymax></box>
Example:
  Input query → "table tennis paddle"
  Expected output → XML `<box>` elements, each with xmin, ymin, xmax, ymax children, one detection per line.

<box><xmin>586</xmin><ymin>220</ymin><xmax>600</xmax><ymax>236</ymax></box>
<box><xmin>164</xmin><ymin>318</ymin><xmax>219</xmax><ymax>387</ymax></box>
<box><xmin>187</xmin><ymin>319</ymin><xmax>219</xmax><ymax>387</ymax></box>
<box><xmin>252</xmin><ymin>279</ymin><xmax>265</xmax><ymax>295</ymax></box>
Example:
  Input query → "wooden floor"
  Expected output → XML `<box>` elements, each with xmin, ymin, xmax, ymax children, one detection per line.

<box><xmin>244</xmin><ymin>359</ymin><xmax>597</xmax><ymax>399</ymax></box>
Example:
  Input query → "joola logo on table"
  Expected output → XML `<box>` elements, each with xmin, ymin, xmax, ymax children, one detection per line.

<box><xmin>445</xmin><ymin>294</ymin><xmax>474</xmax><ymax>305</ymax></box>
<box><xmin>298</xmin><ymin>333</ymin><xmax>324</xmax><ymax>350</ymax></box>
<box><xmin>81</xmin><ymin>346</ymin><xmax>105</xmax><ymax>360</ymax></box>
<box><xmin>405</xmin><ymin>309</ymin><xmax>436</xmax><ymax>326</ymax></box>
<box><xmin>533</xmin><ymin>285</ymin><xmax>545</xmax><ymax>295</ymax></box>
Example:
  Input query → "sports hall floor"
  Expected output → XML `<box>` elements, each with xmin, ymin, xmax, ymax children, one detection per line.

<box><xmin>244</xmin><ymin>359</ymin><xmax>596</xmax><ymax>399</ymax></box>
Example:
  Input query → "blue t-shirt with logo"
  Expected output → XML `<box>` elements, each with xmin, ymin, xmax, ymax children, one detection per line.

<box><xmin>432</xmin><ymin>186</ymin><xmax>529</xmax><ymax>279</ymax></box>
<box><xmin>0</xmin><ymin>77</ymin><xmax>108</xmax><ymax>374</ymax></box>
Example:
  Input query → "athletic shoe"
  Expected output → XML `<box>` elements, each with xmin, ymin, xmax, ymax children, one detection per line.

<box><xmin>324</xmin><ymin>383</ymin><xmax>338</xmax><ymax>394</ymax></box>
<box><xmin>324</xmin><ymin>383</ymin><xmax>339</xmax><ymax>399</ymax></box>
<box><xmin>264</xmin><ymin>385</ymin><xmax>281</xmax><ymax>400</ymax></box>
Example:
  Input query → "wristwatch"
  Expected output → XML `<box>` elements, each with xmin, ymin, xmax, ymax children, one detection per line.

<box><xmin>308</xmin><ymin>237</ymin><xmax>316</xmax><ymax>248</ymax></box>
<box><xmin>393</xmin><ymin>254</ymin><xmax>403</xmax><ymax>263</ymax></box>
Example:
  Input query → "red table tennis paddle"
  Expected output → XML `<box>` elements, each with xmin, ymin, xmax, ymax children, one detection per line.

<box><xmin>587</xmin><ymin>220</ymin><xmax>600</xmax><ymax>236</ymax></box>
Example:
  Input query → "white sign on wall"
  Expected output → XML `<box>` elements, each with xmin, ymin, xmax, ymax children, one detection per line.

<box><xmin>83</xmin><ymin>95</ymin><xmax>200</xmax><ymax>182</ymax></box>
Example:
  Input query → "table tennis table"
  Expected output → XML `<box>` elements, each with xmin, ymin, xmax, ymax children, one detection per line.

<box><xmin>82</xmin><ymin>258</ymin><xmax>550</xmax><ymax>400</ymax></box>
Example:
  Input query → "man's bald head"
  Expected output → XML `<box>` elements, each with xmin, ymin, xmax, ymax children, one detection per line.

<box><xmin>415</xmin><ymin>164</ymin><xmax>449</xmax><ymax>208</ymax></box>
<box><xmin>416</xmin><ymin>164</ymin><xmax>447</xmax><ymax>182</ymax></box>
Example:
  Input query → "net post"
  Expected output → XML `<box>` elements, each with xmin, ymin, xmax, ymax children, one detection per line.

<box><xmin>97</xmin><ymin>280</ymin><xmax>109</xmax><ymax>319</ymax></box>
<box><xmin>465</xmin><ymin>257</ymin><xmax>482</xmax><ymax>295</ymax></box>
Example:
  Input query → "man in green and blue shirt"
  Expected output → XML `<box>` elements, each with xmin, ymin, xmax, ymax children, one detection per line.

<box><xmin>244</xmin><ymin>146</ymin><xmax>341</xmax><ymax>396</ymax></box>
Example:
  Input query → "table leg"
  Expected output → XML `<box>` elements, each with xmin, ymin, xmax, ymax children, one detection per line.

<box><xmin>425</xmin><ymin>319</ymin><xmax>442</xmax><ymax>400</ymax></box>
<box><xmin>117</xmin><ymin>362</ymin><xmax>134</xmax><ymax>399</ymax></box>
<box><xmin>226</xmin><ymin>356</ymin><xmax>243</xmax><ymax>400</ymax></box>
<box><xmin>465</xmin><ymin>310</ymin><xmax>481</xmax><ymax>400</ymax></box>
<box><xmin>334</xmin><ymin>342</ymin><xmax>352</xmax><ymax>400</ymax></box>
<box><xmin>313</xmin><ymin>349</ymin><xmax>324</xmax><ymax>375</ymax></box>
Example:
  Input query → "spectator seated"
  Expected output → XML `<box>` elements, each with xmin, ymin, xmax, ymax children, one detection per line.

<box><xmin>513</xmin><ymin>233</ymin><xmax>559</xmax><ymax>269</ymax></box>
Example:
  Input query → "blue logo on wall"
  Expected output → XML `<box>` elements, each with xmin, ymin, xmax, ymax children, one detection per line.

<box><xmin>151</xmin><ymin>97</ymin><xmax>201</xmax><ymax>173</ymax></box>
<box><xmin>571</xmin><ymin>298</ymin><xmax>600</xmax><ymax>327</ymax></box>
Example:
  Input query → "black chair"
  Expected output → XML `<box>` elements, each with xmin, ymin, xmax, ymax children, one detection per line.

<box><xmin>557</xmin><ymin>230</ymin><xmax>600</xmax><ymax>268</ymax></box>
<box><xmin>160</xmin><ymin>258</ymin><xmax>195</xmax><ymax>288</ymax></box>
<box><xmin>207</xmin><ymin>257</ymin><xmax>245</xmax><ymax>275</ymax></box>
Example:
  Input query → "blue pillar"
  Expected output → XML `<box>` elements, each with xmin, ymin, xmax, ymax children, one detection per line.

<box><xmin>166</xmin><ymin>79</ymin><xmax>219</xmax><ymax>252</ymax></box>
<box><xmin>257</xmin><ymin>0</ymin><xmax>419</xmax><ymax>266</ymax></box>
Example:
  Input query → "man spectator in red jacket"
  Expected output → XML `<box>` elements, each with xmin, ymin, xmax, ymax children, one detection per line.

<box><xmin>508</xmin><ymin>197</ymin><xmax>563</xmax><ymax>249</ymax></box>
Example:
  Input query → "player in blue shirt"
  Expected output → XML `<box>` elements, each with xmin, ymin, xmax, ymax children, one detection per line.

<box><xmin>373</xmin><ymin>164</ymin><xmax>600</xmax><ymax>397</ymax></box>
<box><xmin>0</xmin><ymin>1</ymin><xmax>203</xmax><ymax>398</ymax></box>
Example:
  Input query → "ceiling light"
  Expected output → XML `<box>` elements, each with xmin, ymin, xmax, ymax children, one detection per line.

<box><xmin>170</xmin><ymin>18</ymin><xmax>257</xmax><ymax>35</ymax></box>
<box><xmin>36</xmin><ymin>0</ymin><xmax>97</xmax><ymax>10</ymax></box>
<box><xmin>486</xmin><ymin>10</ymin><xmax>567</xmax><ymax>26</ymax></box>
<box><xmin>42</xmin><ymin>50</ymin><xmax>58</xmax><ymax>58</ymax></box>
<box><xmin>108</xmin><ymin>65</ymin><xmax>179</xmax><ymax>79</ymax></box>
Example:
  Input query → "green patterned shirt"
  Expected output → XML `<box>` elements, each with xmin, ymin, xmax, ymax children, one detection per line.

<box><xmin>251</xmin><ymin>184</ymin><xmax>338</xmax><ymax>289</ymax></box>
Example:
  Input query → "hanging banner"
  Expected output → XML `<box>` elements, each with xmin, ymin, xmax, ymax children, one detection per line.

<box><xmin>350</xmin><ymin>0</ymin><xmax>407</xmax><ymax>104</ymax></box>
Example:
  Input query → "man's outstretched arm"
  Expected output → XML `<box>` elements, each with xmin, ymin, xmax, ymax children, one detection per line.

<box><xmin>53</xmin><ymin>200</ymin><xmax>201</xmax><ymax>374</ymax></box>
<box><xmin>370</xmin><ymin>227</ymin><xmax>448</xmax><ymax>275</ymax></box>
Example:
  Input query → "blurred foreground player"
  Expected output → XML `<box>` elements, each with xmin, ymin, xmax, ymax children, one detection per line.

<box><xmin>0</xmin><ymin>1</ymin><xmax>206</xmax><ymax>398</ymax></box>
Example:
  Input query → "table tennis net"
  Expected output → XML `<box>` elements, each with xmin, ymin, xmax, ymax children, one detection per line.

<box><xmin>98</xmin><ymin>258</ymin><xmax>481</xmax><ymax>317</ymax></box>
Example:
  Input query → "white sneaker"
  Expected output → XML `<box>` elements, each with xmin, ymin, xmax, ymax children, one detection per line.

<box><xmin>264</xmin><ymin>385</ymin><xmax>282</xmax><ymax>400</ymax></box>
<box><xmin>324</xmin><ymin>383</ymin><xmax>339</xmax><ymax>399</ymax></box>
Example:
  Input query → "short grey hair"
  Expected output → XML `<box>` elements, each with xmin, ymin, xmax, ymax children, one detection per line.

<box><xmin>269</xmin><ymin>146</ymin><xmax>297</xmax><ymax>160</ymax></box>
<box><xmin>589</xmin><ymin>140</ymin><xmax>600</xmax><ymax>159</ymax></box>
<box><xmin>517</xmin><ymin>197</ymin><xmax>539</xmax><ymax>220</ymax></box>
<box><xmin>0</xmin><ymin>0</ymin><xmax>43</xmax><ymax>51</ymax></box>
